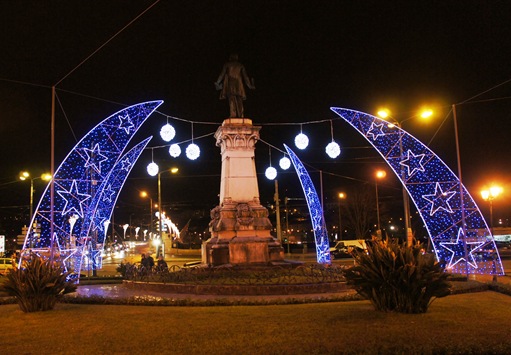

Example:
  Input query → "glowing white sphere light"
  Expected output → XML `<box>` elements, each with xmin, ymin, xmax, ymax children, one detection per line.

<box><xmin>147</xmin><ymin>162</ymin><xmax>159</xmax><ymax>176</ymax></box>
<box><xmin>186</xmin><ymin>143</ymin><xmax>200</xmax><ymax>160</ymax></box>
<box><xmin>265</xmin><ymin>166</ymin><xmax>277</xmax><ymax>180</ymax></box>
<box><xmin>160</xmin><ymin>123</ymin><xmax>176</xmax><ymax>142</ymax></box>
<box><xmin>279</xmin><ymin>157</ymin><xmax>291</xmax><ymax>170</ymax></box>
<box><xmin>294</xmin><ymin>132</ymin><xmax>309</xmax><ymax>150</ymax></box>
<box><xmin>325</xmin><ymin>141</ymin><xmax>341</xmax><ymax>158</ymax></box>
<box><xmin>168</xmin><ymin>144</ymin><xmax>181</xmax><ymax>158</ymax></box>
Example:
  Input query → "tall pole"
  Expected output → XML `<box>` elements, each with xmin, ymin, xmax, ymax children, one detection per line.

<box><xmin>397</xmin><ymin>123</ymin><xmax>412</xmax><ymax>246</ymax></box>
<box><xmin>274</xmin><ymin>180</ymin><xmax>282</xmax><ymax>242</ymax></box>
<box><xmin>453</xmin><ymin>104</ymin><xmax>469</xmax><ymax>278</ymax></box>
<box><xmin>375</xmin><ymin>181</ymin><xmax>381</xmax><ymax>235</ymax></box>
<box><xmin>29</xmin><ymin>178</ymin><xmax>34</xmax><ymax>226</ymax></box>
<box><xmin>50</xmin><ymin>86</ymin><xmax>55</xmax><ymax>262</ymax></box>
<box><xmin>158</xmin><ymin>172</ymin><xmax>162</xmax><ymax>256</ymax></box>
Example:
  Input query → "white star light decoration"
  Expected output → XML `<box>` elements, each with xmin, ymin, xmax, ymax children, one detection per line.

<box><xmin>366</xmin><ymin>122</ymin><xmax>385</xmax><ymax>140</ymax></box>
<box><xmin>423</xmin><ymin>182</ymin><xmax>456</xmax><ymax>216</ymax></box>
<box><xmin>118</xmin><ymin>114</ymin><xmax>134</xmax><ymax>134</ymax></box>
<box><xmin>83</xmin><ymin>143</ymin><xmax>108</xmax><ymax>173</ymax></box>
<box><xmin>440</xmin><ymin>228</ymin><xmax>485</xmax><ymax>269</ymax></box>
<box><xmin>56</xmin><ymin>180</ymin><xmax>91</xmax><ymax>218</ymax></box>
<box><xmin>399</xmin><ymin>150</ymin><xmax>426</xmax><ymax>176</ymax></box>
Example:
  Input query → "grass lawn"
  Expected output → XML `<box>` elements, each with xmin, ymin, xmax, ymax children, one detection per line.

<box><xmin>2</xmin><ymin>291</ymin><xmax>511</xmax><ymax>354</ymax></box>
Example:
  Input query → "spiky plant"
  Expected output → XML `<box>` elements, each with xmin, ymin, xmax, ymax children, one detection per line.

<box><xmin>344</xmin><ymin>238</ymin><xmax>450</xmax><ymax>313</ymax></box>
<box><xmin>3</xmin><ymin>253</ymin><xmax>77</xmax><ymax>312</ymax></box>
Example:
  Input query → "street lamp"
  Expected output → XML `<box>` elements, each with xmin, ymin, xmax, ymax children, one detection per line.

<box><xmin>377</xmin><ymin>108</ymin><xmax>433</xmax><ymax>246</ymax></box>
<box><xmin>375</xmin><ymin>170</ymin><xmax>386</xmax><ymax>238</ymax></box>
<box><xmin>338</xmin><ymin>192</ymin><xmax>346</xmax><ymax>240</ymax></box>
<box><xmin>19</xmin><ymin>171</ymin><xmax>52</xmax><ymax>225</ymax></box>
<box><xmin>157</xmin><ymin>167</ymin><xmax>179</xmax><ymax>256</ymax></box>
<box><xmin>481</xmin><ymin>185</ymin><xmax>503</xmax><ymax>236</ymax></box>
<box><xmin>140</xmin><ymin>191</ymin><xmax>154</xmax><ymax>239</ymax></box>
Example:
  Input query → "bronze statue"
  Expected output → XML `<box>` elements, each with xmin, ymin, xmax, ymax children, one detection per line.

<box><xmin>215</xmin><ymin>54</ymin><xmax>255</xmax><ymax>118</ymax></box>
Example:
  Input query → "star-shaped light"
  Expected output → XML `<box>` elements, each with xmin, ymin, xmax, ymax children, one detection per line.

<box><xmin>399</xmin><ymin>149</ymin><xmax>426</xmax><ymax>176</ymax></box>
<box><xmin>83</xmin><ymin>143</ymin><xmax>108</xmax><ymax>173</ymax></box>
<box><xmin>57</xmin><ymin>180</ymin><xmax>91</xmax><ymax>218</ymax></box>
<box><xmin>366</xmin><ymin>122</ymin><xmax>385</xmax><ymax>141</ymax></box>
<box><xmin>118</xmin><ymin>114</ymin><xmax>134</xmax><ymax>134</ymax></box>
<box><xmin>120</xmin><ymin>157</ymin><xmax>132</xmax><ymax>172</ymax></box>
<box><xmin>102</xmin><ymin>184</ymin><xmax>116</xmax><ymax>203</ymax></box>
<box><xmin>440</xmin><ymin>228</ymin><xmax>485</xmax><ymax>268</ymax></box>
<box><xmin>423</xmin><ymin>182</ymin><xmax>456</xmax><ymax>216</ymax></box>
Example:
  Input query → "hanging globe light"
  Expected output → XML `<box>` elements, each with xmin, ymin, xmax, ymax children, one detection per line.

<box><xmin>294</xmin><ymin>132</ymin><xmax>309</xmax><ymax>150</ymax></box>
<box><xmin>265</xmin><ymin>166</ymin><xmax>277</xmax><ymax>180</ymax></box>
<box><xmin>279</xmin><ymin>157</ymin><xmax>291</xmax><ymax>170</ymax></box>
<box><xmin>325</xmin><ymin>141</ymin><xmax>341</xmax><ymax>158</ymax></box>
<box><xmin>160</xmin><ymin>123</ymin><xmax>176</xmax><ymax>142</ymax></box>
<box><xmin>186</xmin><ymin>143</ymin><xmax>200</xmax><ymax>160</ymax></box>
<box><xmin>147</xmin><ymin>162</ymin><xmax>159</xmax><ymax>176</ymax></box>
<box><xmin>168</xmin><ymin>144</ymin><xmax>181</xmax><ymax>158</ymax></box>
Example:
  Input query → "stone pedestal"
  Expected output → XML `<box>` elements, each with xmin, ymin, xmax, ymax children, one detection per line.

<box><xmin>202</xmin><ymin>118</ymin><xmax>284</xmax><ymax>266</ymax></box>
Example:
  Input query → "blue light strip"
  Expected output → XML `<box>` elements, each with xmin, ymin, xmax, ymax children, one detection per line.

<box><xmin>331</xmin><ymin>107</ymin><xmax>503</xmax><ymax>275</ymax></box>
<box><xmin>22</xmin><ymin>101</ymin><xmax>163</xmax><ymax>277</ymax></box>
<box><xmin>284</xmin><ymin>144</ymin><xmax>331</xmax><ymax>264</ymax></box>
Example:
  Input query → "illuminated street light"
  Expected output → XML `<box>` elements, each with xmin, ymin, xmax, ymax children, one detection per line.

<box><xmin>338</xmin><ymin>192</ymin><xmax>346</xmax><ymax>240</ymax></box>
<box><xmin>140</xmin><ymin>191</ymin><xmax>154</xmax><ymax>238</ymax></box>
<box><xmin>481</xmin><ymin>185</ymin><xmax>503</xmax><ymax>236</ymax></box>
<box><xmin>375</xmin><ymin>170</ymin><xmax>386</xmax><ymax>238</ymax></box>
<box><xmin>155</xmin><ymin>167</ymin><xmax>179</xmax><ymax>257</ymax></box>
<box><xmin>376</xmin><ymin>108</ymin><xmax>434</xmax><ymax>246</ymax></box>
<box><xmin>19</xmin><ymin>171</ymin><xmax>52</xmax><ymax>225</ymax></box>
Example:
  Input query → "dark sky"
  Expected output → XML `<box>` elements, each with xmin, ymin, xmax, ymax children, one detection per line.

<box><xmin>1</xmin><ymin>0</ymin><xmax>511</xmax><ymax>227</ymax></box>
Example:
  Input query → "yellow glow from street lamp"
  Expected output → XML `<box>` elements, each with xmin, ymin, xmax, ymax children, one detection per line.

<box><xmin>376</xmin><ymin>170</ymin><xmax>386</xmax><ymax>179</ymax></box>
<box><xmin>338</xmin><ymin>192</ymin><xmax>346</xmax><ymax>199</ymax></box>
<box><xmin>19</xmin><ymin>171</ymin><xmax>29</xmax><ymax>180</ymax></box>
<box><xmin>140</xmin><ymin>191</ymin><xmax>148</xmax><ymax>198</ymax></box>
<box><xmin>481</xmin><ymin>190</ymin><xmax>490</xmax><ymax>200</ymax></box>
<box><xmin>377</xmin><ymin>109</ymin><xmax>390</xmax><ymax>119</ymax></box>
<box><xmin>41</xmin><ymin>173</ymin><xmax>52</xmax><ymax>181</ymax></box>
<box><xmin>419</xmin><ymin>109</ymin><xmax>433</xmax><ymax>119</ymax></box>
<box><xmin>481</xmin><ymin>185</ymin><xmax>503</xmax><ymax>200</ymax></box>
<box><xmin>489</xmin><ymin>186</ymin><xmax>503</xmax><ymax>198</ymax></box>
<box><xmin>170</xmin><ymin>167</ymin><xmax>179</xmax><ymax>174</ymax></box>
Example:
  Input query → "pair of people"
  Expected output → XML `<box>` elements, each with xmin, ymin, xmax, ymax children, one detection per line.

<box><xmin>140</xmin><ymin>253</ymin><xmax>167</xmax><ymax>271</ymax></box>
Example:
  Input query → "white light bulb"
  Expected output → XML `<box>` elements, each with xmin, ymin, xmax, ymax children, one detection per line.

<box><xmin>279</xmin><ymin>157</ymin><xmax>291</xmax><ymax>170</ymax></box>
<box><xmin>326</xmin><ymin>141</ymin><xmax>341</xmax><ymax>158</ymax></box>
<box><xmin>294</xmin><ymin>133</ymin><xmax>309</xmax><ymax>150</ymax></box>
<box><xmin>168</xmin><ymin>144</ymin><xmax>181</xmax><ymax>158</ymax></box>
<box><xmin>265</xmin><ymin>166</ymin><xmax>277</xmax><ymax>180</ymax></box>
<box><xmin>160</xmin><ymin>123</ymin><xmax>176</xmax><ymax>142</ymax></box>
<box><xmin>147</xmin><ymin>162</ymin><xmax>159</xmax><ymax>176</ymax></box>
<box><xmin>186</xmin><ymin>143</ymin><xmax>200</xmax><ymax>160</ymax></box>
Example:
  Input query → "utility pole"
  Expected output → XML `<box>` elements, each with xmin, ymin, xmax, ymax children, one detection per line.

<box><xmin>274</xmin><ymin>180</ymin><xmax>282</xmax><ymax>242</ymax></box>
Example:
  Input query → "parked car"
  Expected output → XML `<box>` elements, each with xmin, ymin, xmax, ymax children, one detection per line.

<box><xmin>0</xmin><ymin>258</ymin><xmax>13</xmax><ymax>275</ymax></box>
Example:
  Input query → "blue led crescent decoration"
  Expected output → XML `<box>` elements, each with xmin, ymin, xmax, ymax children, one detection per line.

<box><xmin>284</xmin><ymin>144</ymin><xmax>331</xmax><ymax>264</ymax></box>
<box><xmin>331</xmin><ymin>107</ymin><xmax>503</xmax><ymax>275</ymax></box>
<box><xmin>22</xmin><ymin>101</ymin><xmax>163</xmax><ymax>278</ymax></box>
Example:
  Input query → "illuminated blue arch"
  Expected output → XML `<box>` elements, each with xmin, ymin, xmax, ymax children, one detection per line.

<box><xmin>23</xmin><ymin>101</ymin><xmax>163</xmax><ymax>276</ymax></box>
<box><xmin>331</xmin><ymin>107</ymin><xmax>503</xmax><ymax>275</ymax></box>
<box><xmin>284</xmin><ymin>144</ymin><xmax>331</xmax><ymax>264</ymax></box>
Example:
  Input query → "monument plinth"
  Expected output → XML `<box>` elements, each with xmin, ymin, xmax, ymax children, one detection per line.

<box><xmin>202</xmin><ymin>118</ymin><xmax>284</xmax><ymax>266</ymax></box>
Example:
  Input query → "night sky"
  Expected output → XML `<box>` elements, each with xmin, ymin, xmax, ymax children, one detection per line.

<box><xmin>1</xmin><ymin>1</ymin><xmax>511</xmax><ymax>233</ymax></box>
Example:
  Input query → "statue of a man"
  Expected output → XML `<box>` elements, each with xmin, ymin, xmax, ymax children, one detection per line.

<box><xmin>215</xmin><ymin>54</ymin><xmax>255</xmax><ymax>118</ymax></box>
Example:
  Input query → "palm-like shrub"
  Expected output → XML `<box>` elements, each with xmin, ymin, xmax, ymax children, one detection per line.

<box><xmin>344</xmin><ymin>238</ymin><xmax>450</xmax><ymax>313</ymax></box>
<box><xmin>4</xmin><ymin>253</ymin><xmax>77</xmax><ymax>312</ymax></box>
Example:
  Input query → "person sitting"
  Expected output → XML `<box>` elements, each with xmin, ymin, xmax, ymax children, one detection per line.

<box><xmin>156</xmin><ymin>255</ymin><xmax>168</xmax><ymax>272</ymax></box>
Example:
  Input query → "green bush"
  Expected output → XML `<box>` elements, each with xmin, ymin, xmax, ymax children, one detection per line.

<box><xmin>3</xmin><ymin>253</ymin><xmax>77</xmax><ymax>312</ymax></box>
<box><xmin>344</xmin><ymin>238</ymin><xmax>450</xmax><ymax>313</ymax></box>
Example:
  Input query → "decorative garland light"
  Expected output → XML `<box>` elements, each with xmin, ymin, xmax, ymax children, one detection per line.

<box><xmin>186</xmin><ymin>143</ymin><xmax>200</xmax><ymax>160</ymax></box>
<box><xmin>168</xmin><ymin>144</ymin><xmax>181</xmax><ymax>158</ymax></box>
<box><xmin>294</xmin><ymin>125</ymin><xmax>309</xmax><ymax>150</ymax></box>
<box><xmin>265</xmin><ymin>166</ymin><xmax>277</xmax><ymax>180</ymax></box>
<box><xmin>279</xmin><ymin>156</ymin><xmax>291</xmax><ymax>170</ymax></box>
<box><xmin>160</xmin><ymin>122</ymin><xmax>176</xmax><ymax>142</ymax></box>
<box><xmin>326</xmin><ymin>141</ymin><xmax>341</xmax><ymax>158</ymax></box>
<box><xmin>325</xmin><ymin>120</ymin><xmax>341</xmax><ymax>158</ymax></box>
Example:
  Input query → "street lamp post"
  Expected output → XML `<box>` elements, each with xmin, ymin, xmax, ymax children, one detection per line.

<box><xmin>377</xmin><ymin>108</ymin><xmax>433</xmax><ymax>246</ymax></box>
<box><xmin>19</xmin><ymin>171</ymin><xmax>52</xmax><ymax>225</ymax></box>
<box><xmin>157</xmin><ymin>167</ymin><xmax>179</xmax><ymax>256</ymax></box>
<box><xmin>481</xmin><ymin>185</ymin><xmax>503</xmax><ymax>282</ymax></box>
<box><xmin>338</xmin><ymin>192</ymin><xmax>346</xmax><ymax>240</ymax></box>
<box><xmin>140</xmin><ymin>191</ymin><xmax>154</xmax><ymax>239</ymax></box>
<box><xmin>375</xmin><ymin>170</ymin><xmax>386</xmax><ymax>238</ymax></box>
